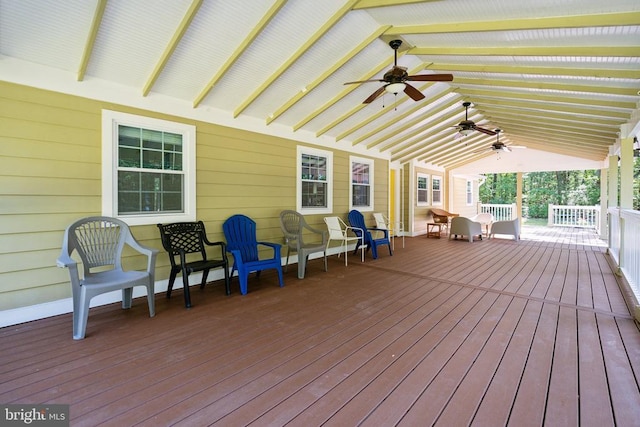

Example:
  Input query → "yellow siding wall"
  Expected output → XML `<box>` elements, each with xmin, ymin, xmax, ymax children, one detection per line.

<box><xmin>413</xmin><ymin>166</ymin><xmax>445</xmax><ymax>235</ymax></box>
<box><xmin>0</xmin><ymin>82</ymin><xmax>388</xmax><ymax>311</ymax></box>
<box><xmin>451</xmin><ymin>176</ymin><xmax>479</xmax><ymax>218</ymax></box>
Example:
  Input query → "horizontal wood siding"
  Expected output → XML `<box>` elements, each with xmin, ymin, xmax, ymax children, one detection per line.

<box><xmin>451</xmin><ymin>175</ymin><xmax>477</xmax><ymax>217</ymax></box>
<box><xmin>0</xmin><ymin>81</ymin><xmax>388</xmax><ymax>311</ymax></box>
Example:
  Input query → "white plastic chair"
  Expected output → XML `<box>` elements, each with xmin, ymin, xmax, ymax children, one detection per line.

<box><xmin>373</xmin><ymin>212</ymin><xmax>405</xmax><ymax>249</ymax></box>
<box><xmin>449</xmin><ymin>216</ymin><xmax>483</xmax><ymax>243</ymax></box>
<box><xmin>470</xmin><ymin>212</ymin><xmax>494</xmax><ymax>236</ymax></box>
<box><xmin>323</xmin><ymin>216</ymin><xmax>365</xmax><ymax>266</ymax></box>
<box><xmin>57</xmin><ymin>216</ymin><xmax>158</xmax><ymax>339</ymax></box>
<box><xmin>489</xmin><ymin>217</ymin><xmax>521</xmax><ymax>240</ymax></box>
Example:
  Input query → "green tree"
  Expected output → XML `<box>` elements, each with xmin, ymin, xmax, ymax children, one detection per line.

<box><xmin>480</xmin><ymin>170</ymin><xmax>602</xmax><ymax>219</ymax></box>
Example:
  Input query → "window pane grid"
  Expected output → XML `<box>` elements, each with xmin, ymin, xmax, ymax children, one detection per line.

<box><xmin>301</xmin><ymin>181</ymin><xmax>327</xmax><ymax>208</ymax></box>
<box><xmin>351</xmin><ymin>161</ymin><xmax>371</xmax><ymax>207</ymax></box>
<box><xmin>418</xmin><ymin>174</ymin><xmax>429</xmax><ymax>204</ymax></box>
<box><xmin>118</xmin><ymin>171</ymin><xmax>184</xmax><ymax>215</ymax></box>
<box><xmin>301</xmin><ymin>154</ymin><xmax>327</xmax><ymax>182</ymax></box>
<box><xmin>301</xmin><ymin>153</ymin><xmax>328</xmax><ymax>208</ymax></box>
<box><xmin>117</xmin><ymin>124</ymin><xmax>185</xmax><ymax>215</ymax></box>
<box><xmin>432</xmin><ymin>177</ymin><xmax>442</xmax><ymax>204</ymax></box>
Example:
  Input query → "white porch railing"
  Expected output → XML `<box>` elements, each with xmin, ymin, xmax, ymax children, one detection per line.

<box><xmin>479</xmin><ymin>203</ymin><xmax>517</xmax><ymax>221</ymax></box>
<box><xmin>548</xmin><ymin>204</ymin><xmax>601</xmax><ymax>230</ymax></box>
<box><xmin>608</xmin><ymin>208</ymin><xmax>640</xmax><ymax>317</ymax></box>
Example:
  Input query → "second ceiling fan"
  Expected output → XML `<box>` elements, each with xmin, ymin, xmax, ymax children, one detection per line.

<box><xmin>455</xmin><ymin>102</ymin><xmax>497</xmax><ymax>136</ymax></box>
<box><xmin>474</xmin><ymin>129</ymin><xmax>527</xmax><ymax>153</ymax></box>
<box><xmin>344</xmin><ymin>39</ymin><xmax>454</xmax><ymax>104</ymax></box>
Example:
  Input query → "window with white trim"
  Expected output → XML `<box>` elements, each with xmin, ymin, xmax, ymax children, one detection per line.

<box><xmin>349</xmin><ymin>156</ymin><xmax>374</xmax><ymax>211</ymax></box>
<box><xmin>102</xmin><ymin>110</ymin><xmax>196</xmax><ymax>226</ymax></box>
<box><xmin>466</xmin><ymin>179</ymin><xmax>474</xmax><ymax>206</ymax></box>
<box><xmin>297</xmin><ymin>146</ymin><xmax>333</xmax><ymax>214</ymax></box>
<box><xmin>417</xmin><ymin>173</ymin><xmax>429</xmax><ymax>206</ymax></box>
<box><xmin>432</xmin><ymin>176</ymin><xmax>442</xmax><ymax>205</ymax></box>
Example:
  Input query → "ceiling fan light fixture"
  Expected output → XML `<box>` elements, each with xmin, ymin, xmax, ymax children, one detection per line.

<box><xmin>459</xmin><ymin>128</ymin><xmax>473</xmax><ymax>136</ymax></box>
<box><xmin>385</xmin><ymin>82</ymin><xmax>406</xmax><ymax>94</ymax></box>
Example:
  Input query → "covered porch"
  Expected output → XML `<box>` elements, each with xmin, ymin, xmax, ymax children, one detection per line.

<box><xmin>2</xmin><ymin>225</ymin><xmax>638</xmax><ymax>426</ymax></box>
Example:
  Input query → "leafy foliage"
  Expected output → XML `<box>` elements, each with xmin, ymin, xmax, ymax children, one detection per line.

<box><xmin>480</xmin><ymin>170</ymin><xmax>602</xmax><ymax>219</ymax></box>
<box><xmin>480</xmin><ymin>159</ymin><xmax>640</xmax><ymax>217</ymax></box>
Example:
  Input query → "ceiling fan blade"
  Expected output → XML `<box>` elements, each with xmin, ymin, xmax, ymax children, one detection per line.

<box><xmin>406</xmin><ymin>73</ymin><xmax>454</xmax><ymax>82</ymax></box>
<box><xmin>474</xmin><ymin>126</ymin><xmax>497</xmax><ymax>136</ymax></box>
<box><xmin>344</xmin><ymin>79</ymin><xmax>385</xmax><ymax>85</ymax></box>
<box><xmin>502</xmin><ymin>146</ymin><xmax>511</xmax><ymax>152</ymax></box>
<box><xmin>363</xmin><ymin>86</ymin><xmax>386</xmax><ymax>104</ymax></box>
<box><xmin>403</xmin><ymin>83</ymin><xmax>425</xmax><ymax>101</ymax></box>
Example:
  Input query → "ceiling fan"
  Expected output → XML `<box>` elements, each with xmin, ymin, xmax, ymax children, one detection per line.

<box><xmin>455</xmin><ymin>102</ymin><xmax>497</xmax><ymax>136</ymax></box>
<box><xmin>344</xmin><ymin>39</ymin><xmax>454</xmax><ymax>104</ymax></box>
<box><xmin>475</xmin><ymin>129</ymin><xmax>526</xmax><ymax>153</ymax></box>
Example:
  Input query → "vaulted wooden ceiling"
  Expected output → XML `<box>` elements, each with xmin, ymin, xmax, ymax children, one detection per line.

<box><xmin>1</xmin><ymin>0</ymin><xmax>638</xmax><ymax>170</ymax></box>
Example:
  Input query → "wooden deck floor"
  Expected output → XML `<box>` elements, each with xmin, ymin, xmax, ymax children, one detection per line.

<box><xmin>2</xmin><ymin>226</ymin><xmax>639</xmax><ymax>426</ymax></box>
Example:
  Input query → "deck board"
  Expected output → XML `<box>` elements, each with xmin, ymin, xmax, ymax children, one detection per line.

<box><xmin>1</xmin><ymin>225</ymin><xmax>638</xmax><ymax>426</ymax></box>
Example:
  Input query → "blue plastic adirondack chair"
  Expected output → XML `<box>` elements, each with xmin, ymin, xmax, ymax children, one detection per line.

<box><xmin>348</xmin><ymin>210</ymin><xmax>393</xmax><ymax>260</ymax></box>
<box><xmin>222</xmin><ymin>214</ymin><xmax>284</xmax><ymax>295</ymax></box>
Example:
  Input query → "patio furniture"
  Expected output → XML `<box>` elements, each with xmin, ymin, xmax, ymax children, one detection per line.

<box><xmin>222</xmin><ymin>214</ymin><xmax>284</xmax><ymax>295</ymax></box>
<box><xmin>348</xmin><ymin>209</ymin><xmax>393</xmax><ymax>260</ymax></box>
<box><xmin>57</xmin><ymin>216</ymin><xmax>158</xmax><ymax>340</ymax></box>
<box><xmin>157</xmin><ymin>221</ymin><xmax>230</xmax><ymax>308</ymax></box>
<box><xmin>449</xmin><ymin>216</ymin><xmax>483</xmax><ymax>243</ymax></box>
<box><xmin>373</xmin><ymin>212</ymin><xmax>404</xmax><ymax>249</ymax></box>
<box><xmin>429</xmin><ymin>208</ymin><xmax>459</xmax><ymax>234</ymax></box>
<box><xmin>279</xmin><ymin>210</ymin><xmax>327</xmax><ymax>279</ymax></box>
<box><xmin>323</xmin><ymin>216</ymin><xmax>366</xmax><ymax>266</ymax></box>
<box><xmin>470</xmin><ymin>212</ymin><xmax>494</xmax><ymax>236</ymax></box>
<box><xmin>489</xmin><ymin>218</ymin><xmax>521</xmax><ymax>241</ymax></box>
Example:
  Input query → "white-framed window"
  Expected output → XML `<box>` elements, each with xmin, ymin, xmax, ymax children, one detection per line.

<box><xmin>466</xmin><ymin>179</ymin><xmax>474</xmax><ymax>206</ymax></box>
<box><xmin>102</xmin><ymin>110</ymin><xmax>196</xmax><ymax>226</ymax></box>
<box><xmin>297</xmin><ymin>146</ymin><xmax>333</xmax><ymax>215</ymax></box>
<box><xmin>432</xmin><ymin>175</ymin><xmax>443</xmax><ymax>206</ymax></box>
<box><xmin>349</xmin><ymin>156</ymin><xmax>374</xmax><ymax>212</ymax></box>
<box><xmin>417</xmin><ymin>173</ymin><xmax>429</xmax><ymax>206</ymax></box>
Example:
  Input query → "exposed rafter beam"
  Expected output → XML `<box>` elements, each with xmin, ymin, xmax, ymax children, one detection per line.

<box><xmin>353</xmin><ymin>0</ymin><xmax>439</xmax><ymax>9</ymax></box>
<box><xmin>489</xmin><ymin>117</ymin><xmax>617</xmax><ymax>140</ymax></box>
<box><xmin>426</xmin><ymin>63</ymin><xmax>640</xmax><ymax>80</ymax></box>
<box><xmin>431</xmin><ymin>136</ymin><xmax>496</xmax><ymax>166</ymax></box>
<box><xmin>478</xmin><ymin>105</ymin><xmax>624</xmax><ymax>127</ymax></box>
<box><xmin>456</xmin><ymin>88</ymin><xmax>638</xmax><ymax>111</ymax></box>
<box><xmin>469</xmin><ymin>98</ymin><xmax>630</xmax><ymax>120</ymax></box>
<box><xmin>267</xmin><ymin>26</ymin><xmax>390</xmax><ymax>126</ymax></box>
<box><xmin>386</xmin><ymin>12</ymin><xmax>640</xmax><ymax>35</ymax></box>
<box><xmin>343</xmin><ymin>85</ymin><xmax>450</xmax><ymax>145</ymax></box>
<box><xmin>410</xmin><ymin>46</ymin><xmax>640</xmax><ymax>57</ymax></box>
<box><xmin>77</xmin><ymin>0</ymin><xmax>107</xmax><ymax>81</ymax></box>
<box><xmin>387</xmin><ymin>107</ymin><xmax>469</xmax><ymax>155</ymax></box>
<box><xmin>193</xmin><ymin>0</ymin><xmax>287</xmax><ymax>108</ymax></box>
<box><xmin>452</xmin><ymin>77</ymin><xmax>639</xmax><ymax>97</ymax></box>
<box><xmin>143</xmin><ymin>0</ymin><xmax>203</xmax><ymax>97</ymax></box>
<box><xmin>375</xmin><ymin>99</ymin><xmax>461</xmax><ymax>152</ymax></box>
<box><xmin>234</xmin><ymin>0</ymin><xmax>360</xmax><ymax>118</ymax></box>
<box><xmin>415</xmin><ymin>132</ymin><xmax>492</xmax><ymax>163</ymax></box>
<box><xmin>293</xmin><ymin>51</ymin><xmax>408</xmax><ymax>132</ymax></box>
<box><xmin>501</xmin><ymin>127</ymin><xmax>612</xmax><ymax>147</ymax></box>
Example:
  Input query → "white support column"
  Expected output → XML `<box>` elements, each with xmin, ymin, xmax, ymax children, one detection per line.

<box><xmin>599</xmin><ymin>167</ymin><xmax>608</xmax><ymax>238</ymax></box>
<box><xmin>608</xmin><ymin>155</ymin><xmax>619</xmax><ymax>208</ymax></box>
<box><xmin>620</xmin><ymin>137</ymin><xmax>634</xmax><ymax>209</ymax></box>
<box><xmin>516</xmin><ymin>172</ymin><xmax>523</xmax><ymax>220</ymax></box>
